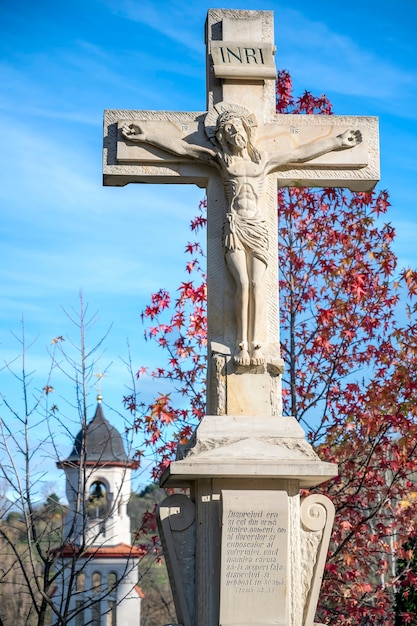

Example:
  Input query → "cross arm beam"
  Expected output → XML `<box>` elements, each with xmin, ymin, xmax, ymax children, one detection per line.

<box><xmin>261</xmin><ymin>114</ymin><xmax>379</xmax><ymax>191</ymax></box>
<box><xmin>103</xmin><ymin>109</ymin><xmax>211</xmax><ymax>187</ymax></box>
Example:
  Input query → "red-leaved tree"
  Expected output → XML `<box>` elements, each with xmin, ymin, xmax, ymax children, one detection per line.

<box><xmin>125</xmin><ymin>71</ymin><xmax>417</xmax><ymax>625</ymax></box>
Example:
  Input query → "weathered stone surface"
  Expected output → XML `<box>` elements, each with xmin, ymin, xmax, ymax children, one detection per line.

<box><xmin>164</xmin><ymin>415</ymin><xmax>337</xmax><ymax>487</ymax></box>
<box><xmin>157</xmin><ymin>495</ymin><xmax>196</xmax><ymax>626</ymax></box>
<box><xmin>300</xmin><ymin>495</ymin><xmax>335</xmax><ymax>626</ymax></box>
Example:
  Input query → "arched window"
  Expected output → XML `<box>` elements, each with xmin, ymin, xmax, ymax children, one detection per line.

<box><xmin>92</xmin><ymin>571</ymin><xmax>102</xmax><ymax>593</ymax></box>
<box><xmin>75</xmin><ymin>601</ymin><xmax>85</xmax><ymax>626</ymax></box>
<box><xmin>106</xmin><ymin>601</ymin><xmax>117</xmax><ymax>626</ymax></box>
<box><xmin>76</xmin><ymin>571</ymin><xmax>85</xmax><ymax>593</ymax></box>
<box><xmin>92</xmin><ymin>601</ymin><xmax>101</xmax><ymax>626</ymax></box>
<box><xmin>92</xmin><ymin>572</ymin><xmax>102</xmax><ymax>626</ymax></box>
<box><xmin>107</xmin><ymin>572</ymin><xmax>117</xmax><ymax>593</ymax></box>
<box><xmin>88</xmin><ymin>481</ymin><xmax>109</xmax><ymax>518</ymax></box>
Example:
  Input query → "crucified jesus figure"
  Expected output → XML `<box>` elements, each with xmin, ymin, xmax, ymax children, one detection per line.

<box><xmin>122</xmin><ymin>107</ymin><xmax>361</xmax><ymax>368</ymax></box>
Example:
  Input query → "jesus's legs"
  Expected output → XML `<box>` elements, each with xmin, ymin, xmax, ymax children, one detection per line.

<box><xmin>225</xmin><ymin>249</ymin><xmax>267</xmax><ymax>366</ymax></box>
<box><xmin>249</xmin><ymin>255</ymin><xmax>267</xmax><ymax>365</ymax></box>
<box><xmin>225</xmin><ymin>248</ymin><xmax>250</xmax><ymax>366</ymax></box>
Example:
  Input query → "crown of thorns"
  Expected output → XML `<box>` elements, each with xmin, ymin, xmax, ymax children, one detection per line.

<box><xmin>215</xmin><ymin>110</ymin><xmax>256</xmax><ymax>133</ymax></box>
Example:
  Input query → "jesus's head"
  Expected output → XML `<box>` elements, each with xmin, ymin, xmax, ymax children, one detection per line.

<box><xmin>215</xmin><ymin>110</ymin><xmax>261</xmax><ymax>164</ymax></box>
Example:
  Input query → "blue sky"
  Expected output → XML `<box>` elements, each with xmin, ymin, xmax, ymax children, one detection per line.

<box><xmin>0</xmin><ymin>0</ymin><xmax>416</xmax><ymax>496</ymax></box>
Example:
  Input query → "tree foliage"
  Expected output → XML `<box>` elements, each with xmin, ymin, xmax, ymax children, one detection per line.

<box><xmin>126</xmin><ymin>70</ymin><xmax>417</xmax><ymax>624</ymax></box>
<box><xmin>395</xmin><ymin>534</ymin><xmax>417</xmax><ymax>625</ymax></box>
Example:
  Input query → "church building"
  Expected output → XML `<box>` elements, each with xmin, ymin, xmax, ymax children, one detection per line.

<box><xmin>55</xmin><ymin>396</ymin><xmax>143</xmax><ymax>625</ymax></box>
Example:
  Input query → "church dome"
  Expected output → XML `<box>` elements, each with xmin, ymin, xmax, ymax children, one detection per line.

<box><xmin>64</xmin><ymin>398</ymin><xmax>129</xmax><ymax>465</ymax></box>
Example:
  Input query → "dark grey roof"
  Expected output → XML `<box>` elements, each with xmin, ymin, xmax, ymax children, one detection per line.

<box><xmin>65</xmin><ymin>401</ymin><xmax>128</xmax><ymax>464</ymax></box>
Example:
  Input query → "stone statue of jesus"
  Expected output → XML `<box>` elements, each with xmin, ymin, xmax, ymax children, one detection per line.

<box><xmin>122</xmin><ymin>106</ymin><xmax>361</xmax><ymax>368</ymax></box>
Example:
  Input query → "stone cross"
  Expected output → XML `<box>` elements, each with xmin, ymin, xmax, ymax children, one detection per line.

<box><xmin>103</xmin><ymin>9</ymin><xmax>379</xmax><ymax>420</ymax></box>
<box><xmin>104</xmin><ymin>12</ymin><xmax>380</xmax><ymax>626</ymax></box>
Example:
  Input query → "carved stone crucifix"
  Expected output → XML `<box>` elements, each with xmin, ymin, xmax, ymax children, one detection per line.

<box><xmin>103</xmin><ymin>9</ymin><xmax>379</xmax><ymax>417</ymax></box>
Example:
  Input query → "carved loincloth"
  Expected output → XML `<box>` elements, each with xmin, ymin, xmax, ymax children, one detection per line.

<box><xmin>223</xmin><ymin>211</ymin><xmax>269</xmax><ymax>266</ymax></box>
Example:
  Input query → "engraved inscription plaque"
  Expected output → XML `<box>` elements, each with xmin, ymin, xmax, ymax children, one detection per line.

<box><xmin>211</xmin><ymin>42</ymin><xmax>276</xmax><ymax>80</ymax></box>
<box><xmin>220</xmin><ymin>490</ymin><xmax>288</xmax><ymax>626</ymax></box>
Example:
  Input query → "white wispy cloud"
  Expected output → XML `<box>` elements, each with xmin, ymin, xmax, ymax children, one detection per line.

<box><xmin>103</xmin><ymin>0</ymin><xmax>204</xmax><ymax>54</ymax></box>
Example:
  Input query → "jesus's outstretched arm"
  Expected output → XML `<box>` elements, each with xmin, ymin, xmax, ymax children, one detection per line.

<box><xmin>266</xmin><ymin>129</ymin><xmax>362</xmax><ymax>174</ymax></box>
<box><xmin>121</xmin><ymin>122</ymin><xmax>216</xmax><ymax>163</ymax></box>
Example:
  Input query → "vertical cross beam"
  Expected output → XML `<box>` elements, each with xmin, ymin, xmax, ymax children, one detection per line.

<box><xmin>205</xmin><ymin>10</ymin><xmax>283</xmax><ymax>416</ymax></box>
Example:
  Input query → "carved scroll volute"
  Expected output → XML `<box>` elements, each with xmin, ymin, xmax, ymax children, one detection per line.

<box><xmin>157</xmin><ymin>494</ymin><xmax>196</xmax><ymax>626</ymax></box>
<box><xmin>300</xmin><ymin>494</ymin><xmax>335</xmax><ymax>626</ymax></box>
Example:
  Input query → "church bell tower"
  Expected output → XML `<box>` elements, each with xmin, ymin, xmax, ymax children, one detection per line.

<box><xmin>55</xmin><ymin>396</ymin><xmax>142</xmax><ymax>625</ymax></box>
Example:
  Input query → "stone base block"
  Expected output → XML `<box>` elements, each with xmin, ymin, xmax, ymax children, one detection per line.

<box><xmin>161</xmin><ymin>415</ymin><xmax>337</xmax><ymax>488</ymax></box>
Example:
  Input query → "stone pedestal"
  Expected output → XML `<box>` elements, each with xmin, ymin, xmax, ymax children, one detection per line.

<box><xmin>158</xmin><ymin>416</ymin><xmax>337</xmax><ymax>626</ymax></box>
